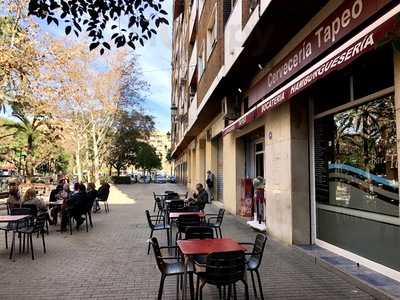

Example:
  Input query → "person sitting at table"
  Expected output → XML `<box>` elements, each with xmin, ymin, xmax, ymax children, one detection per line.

<box><xmin>49</xmin><ymin>180</ymin><xmax>64</xmax><ymax>224</ymax></box>
<box><xmin>94</xmin><ymin>179</ymin><xmax>110</xmax><ymax>212</ymax></box>
<box><xmin>22</xmin><ymin>187</ymin><xmax>46</xmax><ymax>211</ymax></box>
<box><xmin>66</xmin><ymin>182</ymin><xmax>87</xmax><ymax>230</ymax></box>
<box><xmin>188</xmin><ymin>183</ymin><xmax>208</xmax><ymax>211</ymax></box>
<box><xmin>59</xmin><ymin>183</ymin><xmax>72</xmax><ymax>232</ymax></box>
<box><xmin>22</xmin><ymin>188</ymin><xmax>53</xmax><ymax>224</ymax></box>
<box><xmin>7</xmin><ymin>180</ymin><xmax>21</xmax><ymax>210</ymax></box>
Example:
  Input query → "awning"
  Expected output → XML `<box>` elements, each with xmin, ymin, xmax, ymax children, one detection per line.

<box><xmin>223</xmin><ymin>5</ymin><xmax>400</xmax><ymax>136</ymax></box>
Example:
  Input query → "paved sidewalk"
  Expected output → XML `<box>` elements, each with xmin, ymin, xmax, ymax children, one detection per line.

<box><xmin>0</xmin><ymin>184</ymin><xmax>375</xmax><ymax>299</ymax></box>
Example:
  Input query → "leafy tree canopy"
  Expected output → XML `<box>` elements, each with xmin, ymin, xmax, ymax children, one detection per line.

<box><xmin>27</xmin><ymin>0</ymin><xmax>170</xmax><ymax>53</ymax></box>
<box><xmin>134</xmin><ymin>141</ymin><xmax>161</xmax><ymax>173</ymax></box>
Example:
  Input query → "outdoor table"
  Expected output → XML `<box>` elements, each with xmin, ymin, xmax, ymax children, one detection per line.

<box><xmin>177</xmin><ymin>238</ymin><xmax>246</xmax><ymax>300</ymax></box>
<box><xmin>0</xmin><ymin>215</ymin><xmax>30</xmax><ymax>260</ymax></box>
<box><xmin>47</xmin><ymin>200</ymin><xmax>64</xmax><ymax>206</ymax></box>
<box><xmin>169</xmin><ymin>211</ymin><xmax>206</xmax><ymax>220</ymax></box>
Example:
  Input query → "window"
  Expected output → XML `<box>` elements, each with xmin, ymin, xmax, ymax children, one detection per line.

<box><xmin>198</xmin><ymin>41</ymin><xmax>206</xmax><ymax>77</ymax></box>
<box><xmin>206</xmin><ymin>4</ymin><xmax>217</xmax><ymax>60</ymax></box>
<box><xmin>255</xmin><ymin>141</ymin><xmax>264</xmax><ymax>178</ymax></box>
<box><xmin>315</xmin><ymin>94</ymin><xmax>399</xmax><ymax>217</ymax></box>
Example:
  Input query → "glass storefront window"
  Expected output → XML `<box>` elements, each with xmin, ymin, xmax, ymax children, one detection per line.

<box><xmin>315</xmin><ymin>94</ymin><xmax>399</xmax><ymax>217</ymax></box>
<box><xmin>255</xmin><ymin>141</ymin><xmax>264</xmax><ymax>178</ymax></box>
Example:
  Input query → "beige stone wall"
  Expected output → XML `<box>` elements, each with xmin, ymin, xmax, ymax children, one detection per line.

<box><xmin>264</xmin><ymin>103</ymin><xmax>293</xmax><ymax>244</ymax></box>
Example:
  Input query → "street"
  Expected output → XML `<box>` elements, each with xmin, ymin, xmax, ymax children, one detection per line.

<box><xmin>0</xmin><ymin>183</ymin><xmax>374</xmax><ymax>299</ymax></box>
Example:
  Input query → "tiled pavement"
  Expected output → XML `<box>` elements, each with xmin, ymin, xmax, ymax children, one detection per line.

<box><xmin>0</xmin><ymin>184</ymin><xmax>377</xmax><ymax>299</ymax></box>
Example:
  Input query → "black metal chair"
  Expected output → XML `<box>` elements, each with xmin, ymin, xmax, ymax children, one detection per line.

<box><xmin>196</xmin><ymin>251</ymin><xmax>249</xmax><ymax>300</ymax></box>
<box><xmin>185</xmin><ymin>226</ymin><xmax>214</xmax><ymax>268</ymax></box>
<box><xmin>153</xmin><ymin>192</ymin><xmax>164</xmax><ymax>212</ymax></box>
<box><xmin>149</xmin><ymin>237</ymin><xmax>194</xmax><ymax>300</ymax></box>
<box><xmin>167</xmin><ymin>200</ymin><xmax>185</xmax><ymax>212</ymax></box>
<box><xmin>240</xmin><ymin>234</ymin><xmax>268</xmax><ymax>300</ymax></box>
<box><xmin>175</xmin><ymin>214</ymin><xmax>201</xmax><ymax>241</ymax></box>
<box><xmin>155</xmin><ymin>197</ymin><xmax>166</xmax><ymax>224</ymax></box>
<box><xmin>185</xmin><ymin>226</ymin><xmax>214</xmax><ymax>240</ymax></box>
<box><xmin>145</xmin><ymin>210</ymin><xmax>170</xmax><ymax>254</ymax></box>
<box><xmin>16</xmin><ymin>213</ymin><xmax>47</xmax><ymax>260</ymax></box>
<box><xmin>207</xmin><ymin>209</ymin><xmax>225</xmax><ymax>238</ymax></box>
<box><xmin>0</xmin><ymin>208</ymin><xmax>31</xmax><ymax>250</ymax></box>
<box><xmin>97</xmin><ymin>189</ymin><xmax>110</xmax><ymax>213</ymax></box>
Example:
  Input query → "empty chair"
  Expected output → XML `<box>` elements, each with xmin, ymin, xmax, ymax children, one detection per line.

<box><xmin>185</xmin><ymin>226</ymin><xmax>214</xmax><ymax>240</ymax></box>
<box><xmin>149</xmin><ymin>237</ymin><xmax>194</xmax><ymax>300</ymax></box>
<box><xmin>240</xmin><ymin>234</ymin><xmax>268</xmax><ymax>300</ymax></box>
<box><xmin>176</xmin><ymin>214</ymin><xmax>201</xmax><ymax>241</ymax></box>
<box><xmin>145</xmin><ymin>210</ymin><xmax>170</xmax><ymax>254</ymax></box>
<box><xmin>196</xmin><ymin>251</ymin><xmax>249</xmax><ymax>300</ymax></box>
<box><xmin>16</xmin><ymin>213</ymin><xmax>47</xmax><ymax>260</ymax></box>
<box><xmin>207</xmin><ymin>208</ymin><xmax>225</xmax><ymax>238</ymax></box>
<box><xmin>0</xmin><ymin>208</ymin><xmax>31</xmax><ymax>250</ymax></box>
<box><xmin>185</xmin><ymin>226</ymin><xmax>214</xmax><ymax>268</ymax></box>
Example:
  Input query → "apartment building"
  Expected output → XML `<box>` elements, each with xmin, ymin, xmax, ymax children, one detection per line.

<box><xmin>148</xmin><ymin>131</ymin><xmax>173</xmax><ymax>175</ymax></box>
<box><xmin>171</xmin><ymin>0</ymin><xmax>400</xmax><ymax>281</ymax></box>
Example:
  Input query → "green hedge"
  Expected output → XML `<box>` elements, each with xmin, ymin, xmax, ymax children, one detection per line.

<box><xmin>111</xmin><ymin>176</ymin><xmax>132</xmax><ymax>184</ymax></box>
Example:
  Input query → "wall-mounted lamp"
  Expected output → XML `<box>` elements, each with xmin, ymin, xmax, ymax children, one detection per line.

<box><xmin>238</xmin><ymin>88</ymin><xmax>242</xmax><ymax>93</ymax></box>
<box><xmin>258</xmin><ymin>64</ymin><xmax>263</xmax><ymax>70</ymax></box>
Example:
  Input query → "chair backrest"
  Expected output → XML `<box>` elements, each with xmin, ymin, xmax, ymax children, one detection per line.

<box><xmin>177</xmin><ymin>214</ymin><xmax>201</xmax><ymax>233</ymax></box>
<box><xmin>10</xmin><ymin>208</ymin><xmax>32</xmax><ymax>216</ymax></box>
<box><xmin>150</xmin><ymin>237</ymin><xmax>166</xmax><ymax>273</ymax></box>
<box><xmin>205</xmin><ymin>251</ymin><xmax>246</xmax><ymax>285</ymax></box>
<box><xmin>216</xmin><ymin>209</ymin><xmax>225</xmax><ymax>224</ymax></box>
<box><xmin>21</xmin><ymin>204</ymin><xmax>38</xmax><ymax>217</ymax></box>
<box><xmin>33</xmin><ymin>214</ymin><xmax>47</xmax><ymax>233</ymax></box>
<box><xmin>156</xmin><ymin>198</ymin><xmax>164</xmax><ymax>211</ymax></box>
<box><xmin>168</xmin><ymin>200</ymin><xmax>185</xmax><ymax>212</ymax></box>
<box><xmin>185</xmin><ymin>226</ymin><xmax>214</xmax><ymax>240</ymax></box>
<box><xmin>249</xmin><ymin>234</ymin><xmax>268</xmax><ymax>269</ymax></box>
<box><xmin>145</xmin><ymin>210</ymin><xmax>154</xmax><ymax>230</ymax></box>
<box><xmin>165</xmin><ymin>192</ymin><xmax>179</xmax><ymax>200</ymax></box>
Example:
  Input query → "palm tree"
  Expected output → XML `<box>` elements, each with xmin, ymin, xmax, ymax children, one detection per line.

<box><xmin>2</xmin><ymin>109</ymin><xmax>52</xmax><ymax>182</ymax></box>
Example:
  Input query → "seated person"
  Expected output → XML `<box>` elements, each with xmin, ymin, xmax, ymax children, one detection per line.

<box><xmin>94</xmin><ymin>179</ymin><xmax>110</xmax><ymax>212</ymax></box>
<box><xmin>22</xmin><ymin>187</ymin><xmax>46</xmax><ymax>211</ymax></box>
<box><xmin>7</xmin><ymin>181</ymin><xmax>21</xmax><ymax>210</ymax></box>
<box><xmin>49</xmin><ymin>180</ymin><xmax>64</xmax><ymax>224</ymax></box>
<box><xmin>188</xmin><ymin>183</ymin><xmax>208</xmax><ymax>211</ymax></box>
<box><xmin>61</xmin><ymin>183</ymin><xmax>87</xmax><ymax>230</ymax></box>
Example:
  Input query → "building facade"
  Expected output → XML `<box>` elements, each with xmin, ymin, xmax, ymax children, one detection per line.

<box><xmin>148</xmin><ymin>131</ymin><xmax>173</xmax><ymax>175</ymax></box>
<box><xmin>171</xmin><ymin>0</ymin><xmax>400</xmax><ymax>281</ymax></box>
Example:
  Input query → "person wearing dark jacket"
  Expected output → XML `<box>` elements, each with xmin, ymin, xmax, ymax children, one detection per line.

<box><xmin>188</xmin><ymin>183</ymin><xmax>208</xmax><ymax>211</ymax></box>
<box><xmin>86</xmin><ymin>183</ymin><xmax>97</xmax><ymax>226</ymax></box>
<box><xmin>94</xmin><ymin>180</ymin><xmax>110</xmax><ymax>212</ymax></box>
<box><xmin>66</xmin><ymin>183</ymin><xmax>87</xmax><ymax>229</ymax></box>
<box><xmin>49</xmin><ymin>181</ymin><xmax>64</xmax><ymax>225</ymax></box>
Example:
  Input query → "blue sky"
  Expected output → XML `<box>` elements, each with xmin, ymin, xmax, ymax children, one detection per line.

<box><xmin>33</xmin><ymin>1</ymin><xmax>173</xmax><ymax>133</ymax></box>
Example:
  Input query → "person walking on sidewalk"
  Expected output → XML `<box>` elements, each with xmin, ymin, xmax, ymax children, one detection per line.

<box><xmin>206</xmin><ymin>170</ymin><xmax>214</xmax><ymax>203</ymax></box>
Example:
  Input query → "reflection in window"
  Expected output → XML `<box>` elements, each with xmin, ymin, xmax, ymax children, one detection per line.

<box><xmin>315</xmin><ymin>95</ymin><xmax>399</xmax><ymax>216</ymax></box>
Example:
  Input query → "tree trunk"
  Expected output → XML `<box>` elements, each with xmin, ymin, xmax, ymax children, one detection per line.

<box><xmin>76</xmin><ymin>139</ymin><xmax>83</xmax><ymax>182</ymax></box>
<box><xmin>91</xmin><ymin>123</ymin><xmax>101</xmax><ymax>185</ymax></box>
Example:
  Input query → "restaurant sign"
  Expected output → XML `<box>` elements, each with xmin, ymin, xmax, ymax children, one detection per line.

<box><xmin>248</xmin><ymin>0</ymin><xmax>394</xmax><ymax>107</ymax></box>
<box><xmin>223</xmin><ymin>6</ymin><xmax>400</xmax><ymax>135</ymax></box>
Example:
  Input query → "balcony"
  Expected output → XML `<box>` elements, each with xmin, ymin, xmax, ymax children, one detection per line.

<box><xmin>188</xmin><ymin>94</ymin><xmax>198</xmax><ymax>129</ymax></box>
<box><xmin>188</xmin><ymin>41</ymin><xmax>197</xmax><ymax>84</ymax></box>
<box><xmin>188</xmin><ymin>0</ymin><xmax>197</xmax><ymax>41</ymax></box>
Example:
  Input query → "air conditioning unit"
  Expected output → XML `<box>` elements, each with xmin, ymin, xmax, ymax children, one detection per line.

<box><xmin>222</xmin><ymin>96</ymin><xmax>240</xmax><ymax>121</ymax></box>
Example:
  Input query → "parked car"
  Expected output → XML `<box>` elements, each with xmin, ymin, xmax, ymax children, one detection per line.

<box><xmin>154</xmin><ymin>175</ymin><xmax>167</xmax><ymax>184</ymax></box>
<box><xmin>168</xmin><ymin>176</ymin><xmax>177</xmax><ymax>184</ymax></box>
